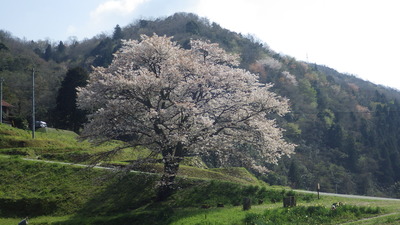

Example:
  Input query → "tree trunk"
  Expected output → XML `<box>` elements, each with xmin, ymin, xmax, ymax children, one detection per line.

<box><xmin>157</xmin><ymin>155</ymin><xmax>182</xmax><ymax>201</ymax></box>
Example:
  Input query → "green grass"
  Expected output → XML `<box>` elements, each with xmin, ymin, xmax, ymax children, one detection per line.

<box><xmin>129</xmin><ymin>163</ymin><xmax>263</xmax><ymax>185</ymax></box>
<box><xmin>170</xmin><ymin>207</ymin><xmax>263</xmax><ymax>225</ymax></box>
<box><xmin>0</xmin><ymin>156</ymin><xmax>297</xmax><ymax>224</ymax></box>
<box><xmin>2</xmin><ymin>124</ymin><xmax>400</xmax><ymax>224</ymax></box>
<box><xmin>0</xmin><ymin>125</ymin><xmax>80</xmax><ymax>148</ymax></box>
<box><xmin>0</xmin><ymin>124</ymin><xmax>265</xmax><ymax>185</ymax></box>
<box><xmin>0</xmin><ymin>124</ymin><xmax>148</xmax><ymax>163</ymax></box>
<box><xmin>0</xmin><ymin>157</ymin><xmax>113</xmax><ymax>217</ymax></box>
<box><xmin>0</xmin><ymin>215</ymin><xmax>71</xmax><ymax>225</ymax></box>
<box><xmin>1</xmin><ymin>157</ymin><xmax>400</xmax><ymax>224</ymax></box>
<box><xmin>354</xmin><ymin>213</ymin><xmax>400</xmax><ymax>225</ymax></box>
<box><xmin>243</xmin><ymin>204</ymin><xmax>383</xmax><ymax>225</ymax></box>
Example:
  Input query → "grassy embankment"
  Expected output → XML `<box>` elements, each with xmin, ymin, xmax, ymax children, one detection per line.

<box><xmin>1</xmin><ymin>124</ymin><xmax>400</xmax><ymax>224</ymax></box>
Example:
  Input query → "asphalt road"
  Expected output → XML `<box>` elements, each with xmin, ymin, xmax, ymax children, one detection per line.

<box><xmin>296</xmin><ymin>189</ymin><xmax>400</xmax><ymax>201</ymax></box>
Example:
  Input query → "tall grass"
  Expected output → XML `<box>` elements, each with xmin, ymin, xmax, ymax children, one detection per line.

<box><xmin>244</xmin><ymin>204</ymin><xmax>383</xmax><ymax>225</ymax></box>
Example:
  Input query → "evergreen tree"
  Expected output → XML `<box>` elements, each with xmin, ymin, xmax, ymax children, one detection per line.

<box><xmin>112</xmin><ymin>24</ymin><xmax>123</xmax><ymax>40</ymax></box>
<box><xmin>288</xmin><ymin>160</ymin><xmax>302</xmax><ymax>188</ymax></box>
<box><xmin>57</xmin><ymin>41</ymin><xmax>65</xmax><ymax>53</ymax></box>
<box><xmin>54</xmin><ymin>67</ymin><xmax>88</xmax><ymax>133</ymax></box>
<box><xmin>344</xmin><ymin>136</ymin><xmax>358</xmax><ymax>171</ymax></box>
<box><xmin>53</xmin><ymin>41</ymin><xmax>66</xmax><ymax>63</ymax></box>
<box><xmin>326</xmin><ymin>123</ymin><xmax>343</xmax><ymax>149</ymax></box>
<box><xmin>378</xmin><ymin>148</ymin><xmax>395</xmax><ymax>185</ymax></box>
<box><xmin>91</xmin><ymin>38</ymin><xmax>115</xmax><ymax>67</ymax></box>
<box><xmin>44</xmin><ymin>44</ymin><xmax>52</xmax><ymax>61</ymax></box>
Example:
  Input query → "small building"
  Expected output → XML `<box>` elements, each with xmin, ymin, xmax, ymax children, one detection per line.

<box><xmin>1</xmin><ymin>100</ymin><xmax>13</xmax><ymax>123</ymax></box>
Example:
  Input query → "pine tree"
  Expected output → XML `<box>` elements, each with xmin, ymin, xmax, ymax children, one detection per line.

<box><xmin>112</xmin><ymin>24</ymin><xmax>123</xmax><ymax>40</ymax></box>
<box><xmin>54</xmin><ymin>67</ymin><xmax>88</xmax><ymax>132</ymax></box>
<box><xmin>57</xmin><ymin>41</ymin><xmax>65</xmax><ymax>53</ymax></box>
<box><xmin>44</xmin><ymin>44</ymin><xmax>52</xmax><ymax>61</ymax></box>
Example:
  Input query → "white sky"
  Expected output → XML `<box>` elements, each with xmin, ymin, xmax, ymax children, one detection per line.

<box><xmin>1</xmin><ymin>0</ymin><xmax>400</xmax><ymax>90</ymax></box>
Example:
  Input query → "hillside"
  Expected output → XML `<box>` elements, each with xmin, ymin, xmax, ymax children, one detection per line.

<box><xmin>0</xmin><ymin>125</ymin><xmax>297</xmax><ymax>224</ymax></box>
<box><xmin>2</xmin><ymin>125</ymin><xmax>400</xmax><ymax>225</ymax></box>
<box><xmin>2</xmin><ymin>12</ymin><xmax>400</xmax><ymax>197</ymax></box>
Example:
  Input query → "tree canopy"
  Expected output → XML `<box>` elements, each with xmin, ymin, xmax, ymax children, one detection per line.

<box><xmin>77</xmin><ymin>34</ymin><xmax>295</xmax><ymax>199</ymax></box>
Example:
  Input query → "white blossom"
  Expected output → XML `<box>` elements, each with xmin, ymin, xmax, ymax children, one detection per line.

<box><xmin>257</xmin><ymin>56</ymin><xmax>282</xmax><ymax>70</ymax></box>
<box><xmin>282</xmin><ymin>71</ymin><xmax>298</xmax><ymax>86</ymax></box>
<box><xmin>77</xmin><ymin>34</ymin><xmax>295</xmax><ymax>174</ymax></box>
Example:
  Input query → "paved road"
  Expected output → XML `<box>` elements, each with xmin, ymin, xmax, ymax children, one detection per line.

<box><xmin>295</xmin><ymin>189</ymin><xmax>400</xmax><ymax>201</ymax></box>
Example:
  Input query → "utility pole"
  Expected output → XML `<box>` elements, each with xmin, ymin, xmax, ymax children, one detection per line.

<box><xmin>0</xmin><ymin>77</ymin><xmax>3</xmax><ymax>124</ymax></box>
<box><xmin>32</xmin><ymin>68</ymin><xmax>35</xmax><ymax>139</ymax></box>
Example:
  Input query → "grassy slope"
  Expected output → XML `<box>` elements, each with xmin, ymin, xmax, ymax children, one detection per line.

<box><xmin>1</xmin><ymin>124</ymin><xmax>400</xmax><ymax>224</ymax></box>
<box><xmin>0</xmin><ymin>124</ymin><xmax>262</xmax><ymax>185</ymax></box>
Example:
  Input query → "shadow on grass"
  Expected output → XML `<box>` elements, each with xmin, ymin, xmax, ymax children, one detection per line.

<box><xmin>53</xmin><ymin>173</ymin><xmax>301</xmax><ymax>225</ymax></box>
<box><xmin>53</xmin><ymin>171</ymin><xmax>175</xmax><ymax>225</ymax></box>
<box><xmin>0</xmin><ymin>158</ymin><xmax>310</xmax><ymax>225</ymax></box>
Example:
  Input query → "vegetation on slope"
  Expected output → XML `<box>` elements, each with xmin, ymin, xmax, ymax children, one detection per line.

<box><xmin>0</xmin><ymin>124</ymin><xmax>274</xmax><ymax>224</ymax></box>
<box><xmin>1</xmin><ymin>120</ymin><xmax>400</xmax><ymax>224</ymax></box>
<box><xmin>2</xmin><ymin>12</ymin><xmax>400</xmax><ymax>197</ymax></box>
<box><xmin>0</xmin><ymin>124</ymin><xmax>258</xmax><ymax>183</ymax></box>
<box><xmin>1</xmin><ymin>157</ymin><xmax>388</xmax><ymax>225</ymax></box>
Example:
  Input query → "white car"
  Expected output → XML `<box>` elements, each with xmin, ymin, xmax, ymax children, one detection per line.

<box><xmin>35</xmin><ymin>121</ymin><xmax>47</xmax><ymax>128</ymax></box>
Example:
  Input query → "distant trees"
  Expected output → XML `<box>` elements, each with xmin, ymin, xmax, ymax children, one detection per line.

<box><xmin>0</xmin><ymin>42</ymin><xmax>8</xmax><ymax>51</ymax></box>
<box><xmin>89</xmin><ymin>37</ymin><xmax>121</xmax><ymax>67</ymax></box>
<box><xmin>77</xmin><ymin>35</ymin><xmax>295</xmax><ymax>200</ymax></box>
<box><xmin>185</xmin><ymin>21</ymin><xmax>200</xmax><ymax>34</ymax></box>
<box><xmin>0</xmin><ymin>33</ymin><xmax>67</xmax><ymax>126</ymax></box>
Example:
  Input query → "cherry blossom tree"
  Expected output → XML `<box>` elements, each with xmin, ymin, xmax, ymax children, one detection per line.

<box><xmin>77</xmin><ymin>34</ymin><xmax>295</xmax><ymax>200</ymax></box>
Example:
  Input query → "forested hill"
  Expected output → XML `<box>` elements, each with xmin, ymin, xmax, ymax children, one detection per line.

<box><xmin>1</xmin><ymin>12</ymin><xmax>400</xmax><ymax>197</ymax></box>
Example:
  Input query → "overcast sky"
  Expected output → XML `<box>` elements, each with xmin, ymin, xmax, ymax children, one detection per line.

<box><xmin>1</xmin><ymin>0</ymin><xmax>400</xmax><ymax>90</ymax></box>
